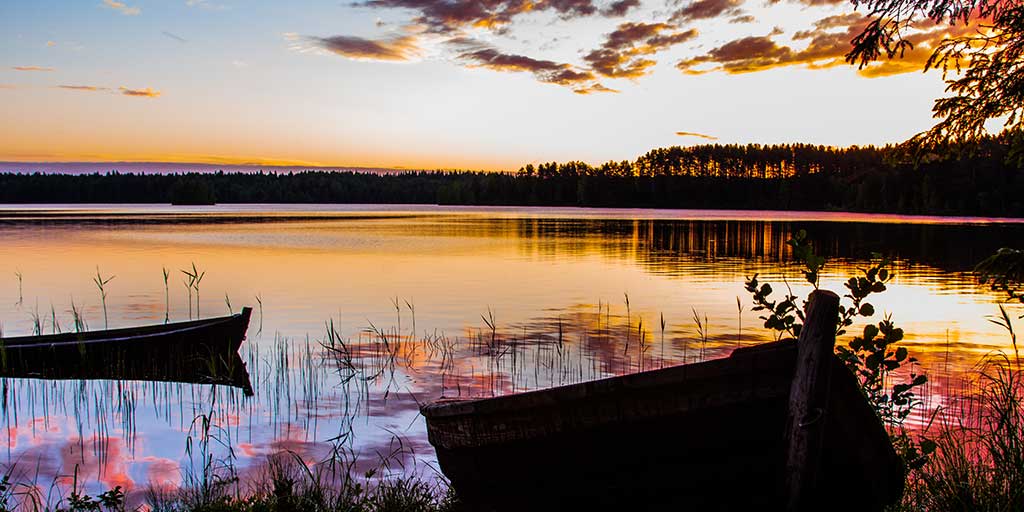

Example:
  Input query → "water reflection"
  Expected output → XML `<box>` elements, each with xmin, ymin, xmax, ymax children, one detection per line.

<box><xmin>0</xmin><ymin>206</ymin><xmax>1021</xmax><ymax>505</ymax></box>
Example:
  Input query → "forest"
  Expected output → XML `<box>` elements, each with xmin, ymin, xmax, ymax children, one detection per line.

<box><xmin>1</xmin><ymin>136</ymin><xmax>1021</xmax><ymax>216</ymax></box>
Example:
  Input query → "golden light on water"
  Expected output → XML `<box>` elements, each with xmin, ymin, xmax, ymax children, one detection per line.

<box><xmin>0</xmin><ymin>206</ymin><xmax>1021</xmax><ymax>497</ymax></box>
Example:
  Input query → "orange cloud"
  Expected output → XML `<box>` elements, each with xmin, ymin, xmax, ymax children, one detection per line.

<box><xmin>575</xmin><ymin>82</ymin><xmax>620</xmax><ymax>94</ymax></box>
<box><xmin>676</xmin><ymin>14</ymin><xmax>982</xmax><ymax>78</ymax></box>
<box><xmin>310</xmin><ymin>34</ymin><xmax>420</xmax><ymax>61</ymax></box>
<box><xmin>12</xmin><ymin>66</ymin><xmax>54</xmax><ymax>72</ymax></box>
<box><xmin>119</xmin><ymin>86</ymin><xmax>161</xmax><ymax>97</ymax></box>
<box><xmin>676</xmin><ymin>131</ymin><xmax>718</xmax><ymax>140</ymax></box>
<box><xmin>102</xmin><ymin>0</ymin><xmax>141</xmax><ymax>16</ymax></box>
<box><xmin>672</xmin><ymin>0</ymin><xmax>744</xmax><ymax>22</ymax></box>
<box><xmin>452</xmin><ymin>38</ymin><xmax>613</xmax><ymax>93</ymax></box>
<box><xmin>357</xmin><ymin>0</ymin><xmax>620</xmax><ymax>35</ymax></box>
<box><xmin>57</xmin><ymin>85</ymin><xmax>109</xmax><ymax>91</ymax></box>
<box><xmin>585</xmin><ymin>22</ymin><xmax>698</xmax><ymax>79</ymax></box>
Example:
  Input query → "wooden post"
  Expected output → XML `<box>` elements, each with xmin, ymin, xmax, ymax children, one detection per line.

<box><xmin>784</xmin><ymin>289</ymin><xmax>840</xmax><ymax>511</ymax></box>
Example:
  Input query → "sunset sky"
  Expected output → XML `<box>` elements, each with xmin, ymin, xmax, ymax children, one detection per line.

<box><xmin>0</xmin><ymin>0</ymin><xmax>964</xmax><ymax>171</ymax></box>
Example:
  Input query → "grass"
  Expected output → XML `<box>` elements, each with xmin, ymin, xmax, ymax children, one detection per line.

<box><xmin>1</xmin><ymin>454</ymin><xmax>460</xmax><ymax>512</ymax></box>
<box><xmin>892</xmin><ymin>355</ymin><xmax>1024</xmax><ymax>511</ymax></box>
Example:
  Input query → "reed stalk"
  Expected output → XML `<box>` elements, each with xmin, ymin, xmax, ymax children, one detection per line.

<box><xmin>92</xmin><ymin>267</ymin><xmax>114</xmax><ymax>329</ymax></box>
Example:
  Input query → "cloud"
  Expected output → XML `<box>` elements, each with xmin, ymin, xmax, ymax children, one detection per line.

<box><xmin>359</xmin><ymin>0</ymin><xmax>531</xmax><ymax>33</ymax></box>
<box><xmin>672</xmin><ymin>0</ymin><xmax>744</xmax><ymax>22</ymax></box>
<box><xmin>577</xmin><ymin>82</ymin><xmax>620</xmax><ymax>94</ymax></box>
<box><xmin>308</xmin><ymin>34</ymin><xmax>420</xmax><ymax>61</ymax></box>
<box><xmin>102</xmin><ymin>0</ymin><xmax>141</xmax><ymax>15</ymax></box>
<box><xmin>729</xmin><ymin>14</ymin><xmax>755</xmax><ymax>23</ymax></box>
<box><xmin>771</xmin><ymin>0</ymin><xmax>845</xmax><ymax>5</ymax></box>
<box><xmin>675</xmin><ymin>14</ymin><xmax>977</xmax><ymax>77</ymax></box>
<box><xmin>584</xmin><ymin>22</ymin><xmax>698</xmax><ymax>78</ymax></box>
<box><xmin>676</xmin><ymin>131</ymin><xmax>718</xmax><ymax>140</ymax></box>
<box><xmin>0</xmin><ymin>84</ymin><xmax>16</xmax><ymax>90</ymax></box>
<box><xmin>451</xmin><ymin>38</ymin><xmax>612</xmax><ymax>93</ymax></box>
<box><xmin>676</xmin><ymin>34</ymin><xmax>823</xmax><ymax>74</ymax></box>
<box><xmin>12</xmin><ymin>66</ymin><xmax>54</xmax><ymax>72</ymax></box>
<box><xmin>356</xmin><ymin>0</ymin><xmax>617</xmax><ymax>35</ymax></box>
<box><xmin>57</xmin><ymin>85</ymin><xmax>110</xmax><ymax>91</ymax></box>
<box><xmin>601</xmin><ymin>0</ymin><xmax>640</xmax><ymax>16</ymax></box>
<box><xmin>119</xmin><ymin>86</ymin><xmax>161</xmax><ymax>97</ymax></box>
<box><xmin>186</xmin><ymin>0</ymin><xmax>227</xmax><ymax>10</ymax></box>
<box><xmin>46</xmin><ymin>41</ymin><xmax>57</xmax><ymax>47</ymax></box>
<box><xmin>162</xmin><ymin>31</ymin><xmax>187</xmax><ymax>43</ymax></box>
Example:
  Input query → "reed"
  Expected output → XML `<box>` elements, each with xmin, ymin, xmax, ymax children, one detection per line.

<box><xmin>92</xmin><ymin>268</ymin><xmax>115</xmax><ymax>330</ymax></box>
<box><xmin>13</xmin><ymin>271</ymin><xmax>22</xmax><ymax>308</ymax></box>
<box><xmin>70</xmin><ymin>297</ymin><xmax>87</xmax><ymax>333</ymax></box>
<box><xmin>736</xmin><ymin>296</ymin><xmax>743</xmax><ymax>348</ymax></box>
<box><xmin>28</xmin><ymin>303</ymin><xmax>42</xmax><ymax>336</ymax></box>
<box><xmin>181</xmin><ymin>263</ymin><xmax>205</xmax><ymax>320</ymax></box>
<box><xmin>691</xmin><ymin>307</ymin><xmax>708</xmax><ymax>362</ymax></box>
<box><xmin>163</xmin><ymin>267</ymin><xmax>171</xmax><ymax>323</ymax></box>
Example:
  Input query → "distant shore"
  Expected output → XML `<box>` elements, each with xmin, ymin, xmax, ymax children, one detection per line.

<box><xmin>1</xmin><ymin>139</ymin><xmax>1021</xmax><ymax>217</ymax></box>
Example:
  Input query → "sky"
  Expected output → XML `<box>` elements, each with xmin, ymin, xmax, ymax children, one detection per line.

<box><xmin>0</xmin><ymin>0</ymin><xmax>967</xmax><ymax>171</ymax></box>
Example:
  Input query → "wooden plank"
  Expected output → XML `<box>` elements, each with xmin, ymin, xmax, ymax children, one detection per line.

<box><xmin>785</xmin><ymin>289</ymin><xmax>840</xmax><ymax>511</ymax></box>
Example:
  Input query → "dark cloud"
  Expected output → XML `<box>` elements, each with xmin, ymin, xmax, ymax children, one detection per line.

<box><xmin>357</xmin><ymin>0</ymin><xmax>622</xmax><ymax>34</ymax></box>
<box><xmin>584</xmin><ymin>22</ymin><xmax>698</xmax><ymax>78</ymax></box>
<box><xmin>672</xmin><ymin>0</ymin><xmax>744</xmax><ymax>22</ymax></box>
<box><xmin>545</xmin><ymin>0</ymin><xmax>599</xmax><ymax>16</ymax></box>
<box><xmin>769</xmin><ymin>0</ymin><xmax>845</xmax><ymax>5</ymax></box>
<box><xmin>310</xmin><ymin>34</ymin><xmax>420</xmax><ymax>61</ymax></box>
<box><xmin>729</xmin><ymin>14</ymin><xmax>756</xmax><ymax>23</ymax></box>
<box><xmin>451</xmin><ymin>38</ymin><xmax>613</xmax><ymax>93</ymax></box>
<box><xmin>360</xmin><ymin>0</ymin><xmax>530</xmax><ymax>33</ymax></box>
<box><xmin>676</xmin><ymin>131</ymin><xmax>718</xmax><ymax>140</ymax></box>
<box><xmin>601</xmin><ymin>0</ymin><xmax>640</xmax><ymax>16</ymax></box>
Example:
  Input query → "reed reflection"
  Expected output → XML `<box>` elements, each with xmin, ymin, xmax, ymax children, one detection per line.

<box><xmin>0</xmin><ymin>207</ymin><xmax>1019</xmax><ymax>506</ymax></box>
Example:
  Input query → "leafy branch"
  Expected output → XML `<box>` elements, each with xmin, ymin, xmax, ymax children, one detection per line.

<box><xmin>744</xmin><ymin>230</ymin><xmax>933</xmax><ymax>469</ymax></box>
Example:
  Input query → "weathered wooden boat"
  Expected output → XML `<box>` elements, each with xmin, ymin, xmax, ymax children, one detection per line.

<box><xmin>422</xmin><ymin>291</ymin><xmax>904</xmax><ymax>511</ymax></box>
<box><xmin>0</xmin><ymin>308</ymin><xmax>253</xmax><ymax>394</ymax></box>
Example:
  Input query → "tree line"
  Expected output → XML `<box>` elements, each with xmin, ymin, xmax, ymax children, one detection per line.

<box><xmin>0</xmin><ymin>137</ymin><xmax>1020</xmax><ymax>216</ymax></box>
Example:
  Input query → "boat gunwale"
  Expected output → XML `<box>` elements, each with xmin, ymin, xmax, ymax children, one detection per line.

<box><xmin>421</xmin><ymin>339</ymin><xmax>795</xmax><ymax>420</ymax></box>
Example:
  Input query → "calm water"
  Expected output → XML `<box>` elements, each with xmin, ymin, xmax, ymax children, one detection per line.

<box><xmin>0</xmin><ymin>205</ymin><xmax>1022</xmax><ymax>503</ymax></box>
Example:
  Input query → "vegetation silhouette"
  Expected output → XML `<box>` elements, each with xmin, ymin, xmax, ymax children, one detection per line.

<box><xmin>848</xmin><ymin>0</ymin><xmax>1024</xmax><ymax>159</ymax></box>
<box><xmin>1</xmin><ymin>136</ymin><xmax>1021</xmax><ymax>216</ymax></box>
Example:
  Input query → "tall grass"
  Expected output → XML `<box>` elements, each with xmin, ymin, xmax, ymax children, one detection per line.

<box><xmin>896</xmin><ymin>355</ymin><xmax>1024</xmax><ymax>511</ymax></box>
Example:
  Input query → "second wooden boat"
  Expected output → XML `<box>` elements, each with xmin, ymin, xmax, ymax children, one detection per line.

<box><xmin>0</xmin><ymin>308</ymin><xmax>253</xmax><ymax>393</ymax></box>
<box><xmin>422</xmin><ymin>291</ymin><xmax>905</xmax><ymax>511</ymax></box>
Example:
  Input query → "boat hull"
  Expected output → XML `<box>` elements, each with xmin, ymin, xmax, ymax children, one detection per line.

<box><xmin>422</xmin><ymin>340</ymin><xmax>903</xmax><ymax>511</ymax></box>
<box><xmin>0</xmin><ymin>308</ymin><xmax>253</xmax><ymax>393</ymax></box>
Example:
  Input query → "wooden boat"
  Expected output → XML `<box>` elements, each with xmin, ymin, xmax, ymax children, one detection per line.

<box><xmin>0</xmin><ymin>308</ymin><xmax>253</xmax><ymax>394</ymax></box>
<box><xmin>422</xmin><ymin>291</ymin><xmax>904</xmax><ymax>511</ymax></box>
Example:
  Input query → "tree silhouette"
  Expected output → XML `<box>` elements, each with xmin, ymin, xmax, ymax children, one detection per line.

<box><xmin>848</xmin><ymin>0</ymin><xmax>1023</xmax><ymax>159</ymax></box>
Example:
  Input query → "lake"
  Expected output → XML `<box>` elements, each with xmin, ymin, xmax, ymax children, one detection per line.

<box><xmin>0</xmin><ymin>204</ymin><xmax>1021</xmax><ymax>503</ymax></box>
